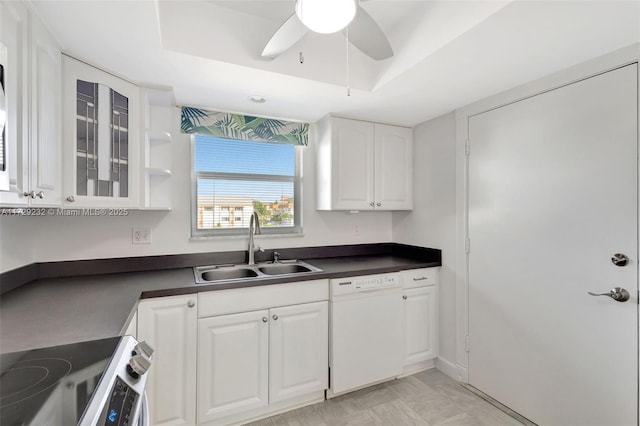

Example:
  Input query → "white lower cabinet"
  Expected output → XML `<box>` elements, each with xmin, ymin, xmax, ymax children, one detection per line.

<box><xmin>138</xmin><ymin>280</ymin><xmax>329</xmax><ymax>426</ymax></box>
<box><xmin>137</xmin><ymin>294</ymin><xmax>198</xmax><ymax>426</ymax></box>
<box><xmin>401</xmin><ymin>268</ymin><xmax>439</xmax><ymax>373</ymax></box>
<box><xmin>269</xmin><ymin>302</ymin><xmax>329</xmax><ymax>403</ymax></box>
<box><xmin>197</xmin><ymin>309</ymin><xmax>270</xmax><ymax>423</ymax></box>
<box><xmin>198</xmin><ymin>301</ymin><xmax>329</xmax><ymax>425</ymax></box>
<box><xmin>402</xmin><ymin>286</ymin><xmax>437</xmax><ymax>366</ymax></box>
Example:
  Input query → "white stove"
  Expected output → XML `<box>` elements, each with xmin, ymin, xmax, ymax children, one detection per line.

<box><xmin>0</xmin><ymin>336</ymin><xmax>153</xmax><ymax>426</ymax></box>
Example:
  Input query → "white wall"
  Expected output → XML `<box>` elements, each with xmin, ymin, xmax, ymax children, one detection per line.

<box><xmin>392</xmin><ymin>112</ymin><xmax>457</xmax><ymax>369</ymax></box>
<box><xmin>0</xmin><ymin>215</ymin><xmax>37</xmax><ymax>272</ymax></box>
<box><xmin>0</xmin><ymin>111</ymin><xmax>393</xmax><ymax>272</ymax></box>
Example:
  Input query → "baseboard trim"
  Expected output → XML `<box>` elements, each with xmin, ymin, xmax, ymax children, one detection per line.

<box><xmin>399</xmin><ymin>359</ymin><xmax>436</xmax><ymax>377</ymax></box>
<box><xmin>455</xmin><ymin>362</ymin><xmax>469</xmax><ymax>383</ymax></box>
<box><xmin>202</xmin><ymin>391</ymin><xmax>325</xmax><ymax>426</ymax></box>
<box><xmin>463</xmin><ymin>384</ymin><xmax>538</xmax><ymax>426</ymax></box>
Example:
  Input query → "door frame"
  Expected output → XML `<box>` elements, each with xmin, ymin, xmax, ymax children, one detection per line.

<box><xmin>451</xmin><ymin>43</ymin><xmax>640</xmax><ymax>387</ymax></box>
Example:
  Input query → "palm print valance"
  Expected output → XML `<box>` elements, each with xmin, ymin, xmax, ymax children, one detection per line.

<box><xmin>181</xmin><ymin>107</ymin><xmax>309</xmax><ymax>146</ymax></box>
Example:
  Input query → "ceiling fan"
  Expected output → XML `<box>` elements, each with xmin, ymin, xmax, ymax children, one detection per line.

<box><xmin>261</xmin><ymin>0</ymin><xmax>394</xmax><ymax>61</ymax></box>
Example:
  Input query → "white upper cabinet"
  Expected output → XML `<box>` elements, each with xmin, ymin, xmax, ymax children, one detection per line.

<box><xmin>316</xmin><ymin>116</ymin><xmax>413</xmax><ymax>210</ymax></box>
<box><xmin>374</xmin><ymin>123</ymin><xmax>413</xmax><ymax>210</ymax></box>
<box><xmin>62</xmin><ymin>55</ymin><xmax>140</xmax><ymax>208</ymax></box>
<box><xmin>0</xmin><ymin>1</ymin><xmax>28</xmax><ymax>202</ymax></box>
<box><xmin>317</xmin><ymin>117</ymin><xmax>374</xmax><ymax>210</ymax></box>
<box><xmin>0</xmin><ymin>3</ymin><xmax>61</xmax><ymax>206</ymax></box>
<box><xmin>29</xmin><ymin>12</ymin><xmax>61</xmax><ymax>206</ymax></box>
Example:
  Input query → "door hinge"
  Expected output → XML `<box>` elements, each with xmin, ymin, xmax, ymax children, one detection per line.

<box><xmin>465</xmin><ymin>335</ymin><xmax>470</xmax><ymax>352</ymax></box>
<box><xmin>465</xmin><ymin>237</ymin><xmax>471</xmax><ymax>254</ymax></box>
<box><xmin>465</xmin><ymin>138</ymin><xmax>470</xmax><ymax>156</ymax></box>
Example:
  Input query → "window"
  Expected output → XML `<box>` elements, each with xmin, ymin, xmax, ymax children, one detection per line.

<box><xmin>192</xmin><ymin>135</ymin><xmax>302</xmax><ymax>236</ymax></box>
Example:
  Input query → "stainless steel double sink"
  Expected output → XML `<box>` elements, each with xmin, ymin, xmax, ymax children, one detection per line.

<box><xmin>193</xmin><ymin>260</ymin><xmax>323</xmax><ymax>284</ymax></box>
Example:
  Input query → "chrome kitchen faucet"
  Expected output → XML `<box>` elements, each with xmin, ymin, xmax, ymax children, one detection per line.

<box><xmin>247</xmin><ymin>211</ymin><xmax>263</xmax><ymax>265</ymax></box>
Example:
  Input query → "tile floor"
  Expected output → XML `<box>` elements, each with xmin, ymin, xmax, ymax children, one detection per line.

<box><xmin>246</xmin><ymin>369</ymin><xmax>524</xmax><ymax>426</ymax></box>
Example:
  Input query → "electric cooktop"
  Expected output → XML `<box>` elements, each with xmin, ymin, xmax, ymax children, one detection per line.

<box><xmin>0</xmin><ymin>336</ymin><xmax>149</xmax><ymax>426</ymax></box>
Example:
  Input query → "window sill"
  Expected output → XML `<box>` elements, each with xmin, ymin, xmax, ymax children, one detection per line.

<box><xmin>190</xmin><ymin>232</ymin><xmax>305</xmax><ymax>241</ymax></box>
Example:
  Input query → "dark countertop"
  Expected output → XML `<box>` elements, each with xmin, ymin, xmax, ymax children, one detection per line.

<box><xmin>0</xmin><ymin>245</ymin><xmax>440</xmax><ymax>354</ymax></box>
<box><xmin>0</xmin><ymin>268</ymin><xmax>194</xmax><ymax>354</ymax></box>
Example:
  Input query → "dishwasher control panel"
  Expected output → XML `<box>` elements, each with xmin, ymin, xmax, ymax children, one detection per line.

<box><xmin>330</xmin><ymin>273</ymin><xmax>400</xmax><ymax>296</ymax></box>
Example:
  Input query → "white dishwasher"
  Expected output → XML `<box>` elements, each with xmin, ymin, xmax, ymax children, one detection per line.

<box><xmin>329</xmin><ymin>272</ymin><xmax>403</xmax><ymax>397</ymax></box>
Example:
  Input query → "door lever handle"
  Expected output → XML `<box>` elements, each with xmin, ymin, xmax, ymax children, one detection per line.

<box><xmin>587</xmin><ymin>287</ymin><xmax>630</xmax><ymax>302</ymax></box>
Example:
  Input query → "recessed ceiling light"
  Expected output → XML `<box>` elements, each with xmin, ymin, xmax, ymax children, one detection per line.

<box><xmin>249</xmin><ymin>95</ymin><xmax>267</xmax><ymax>104</ymax></box>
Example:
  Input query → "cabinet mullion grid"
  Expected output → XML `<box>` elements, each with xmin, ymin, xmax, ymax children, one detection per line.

<box><xmin>76</xmin><ymin>80</ymin><xmax>128</xmax><ymax>198</ymax></box>
<box><xmin>76</xmin><ymin>80</ymin><xmax>97</xmax><ymax>196</ymax></box>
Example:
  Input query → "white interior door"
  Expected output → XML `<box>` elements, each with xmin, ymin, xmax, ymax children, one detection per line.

<box><xmin>468</xmin><ymin>64</ymin><xmax>638</xmax><ymax>426</ymax></box>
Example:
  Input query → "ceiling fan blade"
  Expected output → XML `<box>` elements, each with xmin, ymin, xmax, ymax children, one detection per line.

<box><xmin>261</xmin><ymin>13</ymin><xmax>308</xmax><ymax>60</ymax></box>
<box><xmin>346</xmin><ymin>6</ymin><xmax>393</xmax><ymax>60</ymax></box>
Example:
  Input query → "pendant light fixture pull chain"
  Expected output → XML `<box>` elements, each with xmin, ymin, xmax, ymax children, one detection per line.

<box><xmin>346</xmin><ymin>25</ymin><xmax>351</xmax><ymax>96</ymax></box>
<box><xmin>299</xmin><ymin>0</ymin><xmax>305</xmax><ymax>64</ymax></box>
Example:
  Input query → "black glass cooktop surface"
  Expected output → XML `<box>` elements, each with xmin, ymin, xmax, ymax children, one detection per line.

<box><xmin>0</xmin><ymin>337</ymin><xmax>121</xmax><ymax>426</ymax></box>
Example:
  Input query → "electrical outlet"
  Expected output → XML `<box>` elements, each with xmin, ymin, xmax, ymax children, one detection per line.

<box><xmin>132</xmin><ymin>227</ymin><xmax>151</xmax><ymax>244</ymax></box>
<box><xmin>352</xmin><ymin>223</ymin><xmax>360</xmax><ymax>236</ymax></box>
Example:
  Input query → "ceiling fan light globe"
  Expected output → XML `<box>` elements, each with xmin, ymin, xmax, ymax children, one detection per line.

<box><xmin>295</xmin><ymin>0</ymin><xmax>357</xmax><ymax>34</ymax></box>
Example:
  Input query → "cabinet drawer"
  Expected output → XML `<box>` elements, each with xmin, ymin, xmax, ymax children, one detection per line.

<box><xmin>198</xmin><ymin>279</ymin><xmax>329</xmax><ymax>318</ymax></box>
<box><xmin>401</xmin><ymin>268</ymin><xmax>438</xmax><ymax>289</ymax></box>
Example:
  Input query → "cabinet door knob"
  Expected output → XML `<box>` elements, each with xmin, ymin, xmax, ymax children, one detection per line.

<box><xmin>402</xmin><ymin>295</ymin><xmax>408</xmax><ymax>300</ymax></box>
<box><xmin>376</xmin><ymin>202</ymin><xmax>381</xmax><ymax>207</ymax></box>
<box><xmin>369</xmin><ymin>202</ymin><xmax>374</xmax><ymax>207</ymax></box>
<box><xmin>187</xmin><ymin>300</ymin><xmax>195</xmax><ymax>308</ymax></box>
<box><xmin>272</xmin><ymin>314</ymin><xmax>278</xmax><ymax>320</ymax></box>
<box><xmin>23</xmin><ymin>191</ymin><xmax>35</xmax><ymax>198</ymax></box>
<box><xmin>36</xmin><ymin>191</ymin><xmax>44</xmax><ymax>199</ymax></box>
<box><xmin>611</xmin><ymin>253</ymin><xmax>629</xmax><ymax>267</ymax></box>
<box><xmin>66</xmin><ymin>196</ymin><xmax>75</xmax><ymax>203</ymax></box>
<box><xmin>262</xmin><ymin>317</ymin><xmax>268</xmax><ymax>323</ymax></box>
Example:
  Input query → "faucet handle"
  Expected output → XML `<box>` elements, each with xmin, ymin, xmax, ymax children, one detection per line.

<box><xmin>254</xmin><ymin>245</ymin><xmax>264</xmax><ymax>253</ymax></box>
<box><xmin>273</xmin><ymin>251</ymin><xmax>281</xmax><ymax>263</ymax></box>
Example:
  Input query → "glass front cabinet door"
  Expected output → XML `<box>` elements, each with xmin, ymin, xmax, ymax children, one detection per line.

<box><xmin>62</xmin><ymin>55</ymin><xmax>140</xmax><ymax>207</ymax></box>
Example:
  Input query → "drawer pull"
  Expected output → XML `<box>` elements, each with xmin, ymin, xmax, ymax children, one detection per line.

<box><xmin>413</xmin><ymin>277</ymin><xmax>429</xmax><ymax>281</ymax></box>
